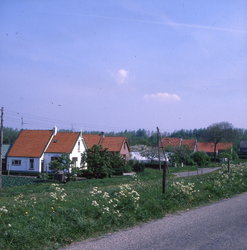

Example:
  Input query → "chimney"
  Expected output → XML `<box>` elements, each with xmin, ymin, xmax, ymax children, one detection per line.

<box><xmin>53</xmin><ymin>125</ymin><xmax>57</xmax><ymax>136</ymax></box>
<box><xmin>179</xmin><ymin>137</ymin><xmax>183</xmax><ymax>146</ymax></box>
<box><xmin>102</xmin><ymin>132</ymin><xmax>105</xmax><ymax>139</ymax></box>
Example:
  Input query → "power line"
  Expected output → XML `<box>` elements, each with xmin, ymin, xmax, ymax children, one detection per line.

<box><xmin>4</xmin><ymin>109</ymin><xmax>172</xmax><ymax>133</ymax></box>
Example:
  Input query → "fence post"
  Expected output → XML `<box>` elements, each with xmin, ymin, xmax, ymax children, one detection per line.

<box><xmin>227</xmin><ymin>159</ymin><xmax>230</xmax><ymax>182</ymax></box>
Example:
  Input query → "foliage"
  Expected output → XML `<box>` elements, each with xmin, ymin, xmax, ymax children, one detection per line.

<box><xmin>81</xmin><ymin>145</ymin><xmax>127</xmax><ymax>177</ymax></box>
<box><xmin>184</xmin><ymin>155</ymin><xmax>196</xmax><ymax>166</ymax></box>
<box><xmin>4</xmin><ymin>126</ymin><xmax>247</xmax><ymax>150</ymax></box>
<box><xmin>3</xmin><ymin>127</ymin><xmax>20</xmax><ymax>144</ymax></box>
<box><xmin>232</xmin><ymin>150</ymin><xmax>239</xmax><ymax>161</ymax></box>
<box><xmin>126</xmin><ymin>160</ymin><xmax>145</xmax><ymax>172</ymax></box>
<box><xmin>1</xmin><ymin>165</ymin><xmax>247</xmax><ymax>249</ymax></box>
<box><xmin>135</xmin><ymin>145</ymin><xmax>159</xmax><ymax>162</ymax></box>
<box><xmin>110</xmin><ymin>152</ymin><xmax>126</xmax><ymax>175</ymax></box>
<box><xmin>202</xmin><ymin>122</ymin><xmax>234</xmax><ymax>162</ymax></box>
<box><xmin>173</xmin><ymin>145</ymin><xmax>191</xmax><ymax>164</ymax></box>
<box><xmin>89</xmin><ymin>183</ymin><xmax>140</xmax><ymax>219</ymax></box>
<box><xmin>49</xmin><ymin>153</ymin><xmax>77</xmax><ymax>181</ymax></box>
<box><xmin>168</xmin><ymin>154</ymin><xmax>179</xmax><ymax>167</ymax></box>
<box><xmin>192</xmin><ymin>151</ymin><xmax>211</xmax><ymax>166</ymax></box>
<box><xmin>132</xmin><ymin>161</ymin><xmax>145</xmax><ymax>172</ymax></box>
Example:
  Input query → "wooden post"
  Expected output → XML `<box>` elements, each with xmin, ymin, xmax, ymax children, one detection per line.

<box><xmin>8</xmin><ymin>162</ymin><xmax>10</xmax><ymax>176</ymax></box>
<box><xmin>157</xmin><ymin>127</ymin><xmax>161</xmax><ymax>171</ymax></box>
<box><xmin>163</xmin><ymin>161</ymin><xmax>167</xmax><ymax>194</ymax></box>
<box><xmin>159</xmin><ymin>135</ymin><xmax>170</xmax><ymax>173</ymax></box>
<box><xmin>157</xmin><ymin>126</ymin><xmax>168</xmax><ymax>194</ymax></box>
<box><xmin>227</xmin><ymin>159</ymin><xmax>230</xmax><ymax>182</ymax></box>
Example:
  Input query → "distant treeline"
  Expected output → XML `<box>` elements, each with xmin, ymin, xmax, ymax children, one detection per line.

<box><xmin>3</xmin><ymin>127</ymin><xmax>247</xmax><ymax>151</ymax></box>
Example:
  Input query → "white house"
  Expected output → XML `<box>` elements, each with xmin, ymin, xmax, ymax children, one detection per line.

<box><xmin>7</xmin><ymin>126</ymin><xmax>87</xmax><ymax>173</ymax></box>
<box><xmin>7</xmin><ymin>129</ymin><xmax>54</xmax><ymax>173</ymax></box>
<box><xmin>44</xmin><ymin>130</ymin><xmax>86</xmax><ymax>171</ymax></box>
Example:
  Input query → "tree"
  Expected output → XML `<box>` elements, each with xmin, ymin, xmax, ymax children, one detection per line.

<box><xmin>49</xmin><ymin>153</ymin><xmax>77</xmax><ymax>181</ymax></box>
<box><xmin>203</xmin><ymin>122</ymin><xmax>234</xmax><ymax>162</ymax></box>
<box><xmin>192</xmin><ymin>151</ymin><xmax>211</xmax><ymax>166</ymax></box>
<box><xmin>81</xmin><ymin>145</ymin><xmax>114</xmax><ymax>178</ymax></box>
<box><xmin>3</xmin><ymin>127</ymin><xmax>20</xmax><ymax>144</ymax></box>
<box><xmin>173</xmin><ymin>145</ymin><xmax>191</xmax><ymax>164</ymax></box>
<box><xmin>139</xmin><ymin>145</ymin><xmax>159</xmax><ymax>163</ymax></box>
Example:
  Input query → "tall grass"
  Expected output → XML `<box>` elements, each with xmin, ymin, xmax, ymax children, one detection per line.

<box><xmin>0</xmin><ymin>164</ymin><xmax>247</xmax><ymax>249</ymax></box>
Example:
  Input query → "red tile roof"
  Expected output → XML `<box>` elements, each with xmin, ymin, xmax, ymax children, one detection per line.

<box><xmin>197</xmin><ymin>142</ymin><xmax>232</xmax><ymax>153</ymax></box>
<box><xmin>83</xmin><ymin>134</ymin><xmax>130</xmax><ymax>152</ymax></box>
<box><xmin>7</xmin><ymin>130</ymin><xmax>54</xmax><ymax>158</ymax></box>
<box><xmin>46</xmin><ymin>132</ymin><xmax>80</xmax><ymax>153</ymax></box>
<box><xmin>83</xmin><ymin>134</ymin><xmax>101</xmax><ymax>149</ymax></box>
<box><xmin>160</xmin><ymin>138</ymin><xmax>196</xmax><ymax>151</ymax></box>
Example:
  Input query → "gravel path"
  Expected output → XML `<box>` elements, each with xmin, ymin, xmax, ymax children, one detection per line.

<box><xmin>60</xmin><ymin>192</ymin><xmax>247</xmax><ymax>250</ymax></box>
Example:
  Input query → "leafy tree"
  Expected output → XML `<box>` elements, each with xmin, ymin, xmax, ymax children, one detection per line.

<box><xmin>3</xmin><ymin>127</ymin><xmax>20</xmax><ymax>144</ymax></box>
<box><xmin>139</xmin><ymin>145</ymin><xmax>159</xmax><ymax>163</ymax></box>
<box><xmin>192</xmin><ymin>151</ymin><xmax>211</xmax><ymax>166</ymax></box>
<box><xmin>168</xmin><ymin>145</ymin><xmax>191</xmax><ymax>165</ymax></box>
<box><xmin>203</xmin><ymin>122</ymin><xmax>234</xmax><ymax>162</ymax></box>
<box><xmin>49</xmin><ymin>153</ymin><xmax>77</xmax><ymax>181</ymax></box>
<box><xmin>173</xmin><ymin>145</ymin><xmax>191</xmax><ymax>164</ymax></box>
<box><xmin>81</xmin><ymin>145</ymin><xmax>113</xmax><ymax>178</ymax></box>
<box><xmin>110</xmin><ymin>152</ymin><xmax>126</xmax><ymax>175</ymax></box>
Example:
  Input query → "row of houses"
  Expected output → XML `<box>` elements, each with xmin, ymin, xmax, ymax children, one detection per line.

<box><xmin>3</xmin><ymin>127</ymin><xmax>130</xmax><ymax>173</ymax></box>
<box><xmin>159</xmin><ymin>137</ymin><xmax>233</xmax><ymax>157</ymax></box>
<box><xmin>2</xmin><ymin>126</ymin><xmax>245</xmax><ymax>173</ymax></box>
<box><xmin>131</xmin><ymin>138</ymin><xmax>234</xmax><ymax>163</ymax></box>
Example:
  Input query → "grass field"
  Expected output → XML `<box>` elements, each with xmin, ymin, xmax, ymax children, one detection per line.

<box><xmin>0</xmin><ymin>163</ymin><xmax>247</xmax><ymax>250</ymax></box>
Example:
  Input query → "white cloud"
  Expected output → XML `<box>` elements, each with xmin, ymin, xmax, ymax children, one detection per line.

<box><xmin>85</xmin><ymin>15</ymin><xmax>247</xmax><ymax>34</ymax></box>
<box><xmin>113</xmin><ymin>69</ymin><xmax>129</xmax><ymax>85</ymax></box>
<box><xmin>143</xmin><ymin>92</ymin><xmax>181</xmax><ymax>102</ymax></box>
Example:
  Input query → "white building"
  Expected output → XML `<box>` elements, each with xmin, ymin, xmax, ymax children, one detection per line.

<box><xmin>7</xmin><ymin>126</ymin><xmax>86</xmax><ymax>173</ymax></box>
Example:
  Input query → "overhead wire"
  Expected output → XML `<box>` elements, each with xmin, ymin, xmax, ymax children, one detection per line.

<box><xmin>4</xmin><ymin>109</ymin><xmax>145</xmax><ymax>132</ymax></box>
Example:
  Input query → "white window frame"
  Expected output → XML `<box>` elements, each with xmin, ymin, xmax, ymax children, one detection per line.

<box><xmin>12</xmin><ymin>159</ymin><xmax>21</xmax><ymax>165</ymax></box>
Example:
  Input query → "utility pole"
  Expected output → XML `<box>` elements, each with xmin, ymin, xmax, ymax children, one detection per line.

<box><xmin>159</xmin><ymin>136</ymin><xmax>170</xmax><ymax>174</ymax></box>
<box><xmin>0</xmin><ymin>107</ymin><xmax>4</xmax><ymax>194</ymax></box>
<box><xmin>21</xmin><ymin>117</ymin><xmax>23</xmax><ymax>129</ymax></box>
<box><xmin>157</xmin><ymin>126</ymin><xmax>167</xmax><ymax>194</ymax></box>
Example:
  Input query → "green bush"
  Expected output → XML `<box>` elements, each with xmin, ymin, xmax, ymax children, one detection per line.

<box><xmin>125</xmin><ymin>160</ymin><xmax>144</xmax><ymax>173</ymax></box>
<box><xmin>184</xmin><ymin>155</ymin><xmax>196</xmax><ymax>166</ymax></box>
<box><xmin>192</xmin><ymin>151</ymin><xmax>211</xmax><ymax>166</ymax></box>
<box><xmin>133</xmin><ymin>161</ymin><xmax>145</xmax><ymax>172</ymax></box>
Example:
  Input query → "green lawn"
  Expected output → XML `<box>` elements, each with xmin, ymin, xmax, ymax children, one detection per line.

<box><xmin>0</xmin><ymin>164</ymin><xmax>247</xmax><ymax>250</ymax></box>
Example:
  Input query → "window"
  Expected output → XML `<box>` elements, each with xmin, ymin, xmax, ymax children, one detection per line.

<box><xmin>29</xmin><ymin>159</ymin><xmax>34</xmax><ymax>169</ymax></box>
<box><xmin>72</xmin><ymin>157</ymin><xmax>78</xmax><ymax>162</ymax></box>
<box><xmin>78</xmin><ymin>141</ymin><xmax>80</xmax><ymax>152</ymax></box>
<box><xmin>12</xmin><ymin>159</ymin><xmax>21</xmax><ymax>165</ymax></box>
<box><xmin>72</xmin><ymin>157</ymin><xmax>78</xmax><ymax>167</ymax></box>
<box><xmin>51</xmin><ymin>157</ymin><xmax>58</xmax><ymax>161</ymax></box>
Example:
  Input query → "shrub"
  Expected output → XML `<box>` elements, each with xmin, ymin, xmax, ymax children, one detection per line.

<box><xmin>125</xmin><ymin>160</ymin><xmax>144</xmax><ymax>173</ymax></box>
<box><xmin>184</xmin><ymin>155</ymin><xmax>196</xmax><ymax>166</ymax></box>
<box><xmin>192</xmin><ymin>151</ymin><xmax>211</xmax><ymax>166</ymax></box>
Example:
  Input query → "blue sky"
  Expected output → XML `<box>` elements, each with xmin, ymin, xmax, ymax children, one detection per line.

<box><xmin>1</xmin><ymin>0</ymin><xmax>246</xmax><ymax>133</ymax></box>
